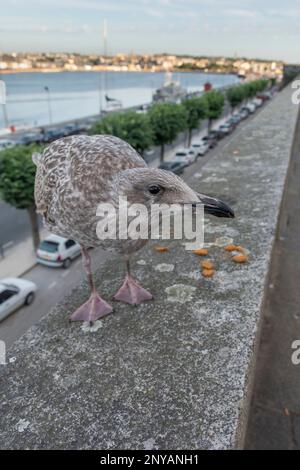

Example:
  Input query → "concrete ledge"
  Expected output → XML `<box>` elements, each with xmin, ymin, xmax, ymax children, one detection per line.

<box><xmin>0</xmin><ymin>85</ymin><xmax>298</xmax><ymax>450</ymax></box>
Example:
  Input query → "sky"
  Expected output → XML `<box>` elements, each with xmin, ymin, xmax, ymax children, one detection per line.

<box><xmin>0</xmin><ymin>0</ymin><xmax>299</xmax><ymax>62</ymax></box>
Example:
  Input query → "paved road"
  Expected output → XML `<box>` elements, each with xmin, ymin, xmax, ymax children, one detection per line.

<box><xmin>0</xmin><ymin>201</ymin><xmax>42</xmax><ymax>248</ymax></box>
<box><xmin>0</xmin><ymin>102</ymin><xmax>267</xmax><ymax>348</ymax></box>
<box><xmin>0</xmin><ymin>246</ymin><xmax>112</xmax><ymax>347</ymax></box>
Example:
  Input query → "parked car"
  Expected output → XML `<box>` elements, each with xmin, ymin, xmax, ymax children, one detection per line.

<box><xmin>258</xmin><ymin>91</ymin><xmax>273</xmax><ymax>101</ymax></box>
<box><xmin>191</xmin><ymin>140</ymin><xmax>209</xmax><ymax>156</ymax></box>
<box><xmin>0</xmin><ymin>139</ymin><xmax>15</xmax><ymax>151</ymax></box>
<box><xmin>0</xmin><ymin>278</ymin><xmax>37</xmax><ymax>322</ymax></box>
<box><xmin>202</xmin><ymin>135</ymin><xmax>218</xmax><ymax>149</ymax></box>
<box><xmin>77</xmin><ymin>123</ymin><xmax>91</xmax><ymax>133</ymax></box>
<box><xmin>42</xmin><ymin>128</ymin><xmax>65</xmax><ymax>143</ymax></box>
<box><xmin>36</xmin><ymin>235</ymin><xmax>81</xmax><ymax>268</ymax></box>
<box><xmin>253</xmin><ymin>98</ymin><xmax>263</xmax><ymax>108</ymax></box>
<box><xmin>230</xmin><ymin>113</ymin><xmax>243</xmax><ymax>125</ymax></box>
<box><xmin>15</xmin><ymin>132</ymin><xmax>44</xmax><ymax>145</ymax></box>
<box><xmin>159</xmin><ymin>161</ymin><xmax>186</xmax><ymax>175</ymax></box>
<box><xmin>208</xmin><ymin>130</ymin><xmax>221</xmax><ymax>140</ymax></box>
<box><xmin>61</xmin><ymin>124</ymin><xmax>82</xmax><ymax>136</ymax></box>
<box><xmin>226</xmin><ymin>118</ymin><xmax>239</xmax><ymax>130</ymax></box>
<box><xmin>245</xmin><ymin>102</ymin><xmax>256</xmax><ymax>114</ymax></box>
<box><xmin>239</xmin><ymin>108</ymin><xmax>250</xmax><ymax>119</ymax></box>
<box><xmin>217</xmin><ymin>124</ymin><xmax>232</xmax><ymax>137</ymax></box>
<box><xmin>173</xmin><ymin>148</ymin><xmax>197</xmax><ymax>164</ymax></box>
<box><xmin>172</xmin><ymin>154</ymin><xmax>190</xmax><ymax>166</ymax></box>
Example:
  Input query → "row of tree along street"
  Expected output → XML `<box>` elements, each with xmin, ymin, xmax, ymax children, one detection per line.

<box><xmin>0</xmin><ymin>78</ymin><xmax>270</xmax><ymax>250</ymax></box>
<box><xmin>90</xmin><ymin>78</ymin><xmax>270</xmax><ymax>160</ymax></box>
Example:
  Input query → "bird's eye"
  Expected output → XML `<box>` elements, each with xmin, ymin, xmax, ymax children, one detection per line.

<box><xmin>148</xmin><ymin>185</ymin><xmax>161</xmax><ymax>195</ymax></box>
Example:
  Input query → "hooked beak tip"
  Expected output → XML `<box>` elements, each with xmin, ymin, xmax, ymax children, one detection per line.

<box><xmin>198</xmin><ymin>194</ymin><xmax>235</xmax><ymax>219</ymax></box>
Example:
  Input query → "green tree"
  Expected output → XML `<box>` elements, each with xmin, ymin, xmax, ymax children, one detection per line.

<box><xmin>182</xmin><ymin>97</ymin><xmax>207</xmax><ymax>146</ymax></box>
<box><xmin>202</xmin><ymin>90</ymin><xmax>225</xmax><ymax>132</ymax></box>
<box><xmin>243</xmin><ymin>81</ymin><xmax>258</xmax><ymax>100</ymax></box>
<box><xmin>0</xmin><ymin>144</ymin><xmax>41</xmax><ymax>250</ymax></box>
<box><xmin>226</xmin><ymin>85</ymin><xmax>246</xmax><ymax>112</ymax></box>
<box><xmin>148</xmin><ymin>102</ymin><xmax>187</xmax><ymax>161</ymax></box>
<box><xmin>242</xmin><ymin>79</ymin><xmax>269</xmax><ymax>101</ymax></box>
<box><xmin>90</xmin><ymin>110</ymin><xmax>153</xmax><ymax>157</ymax></box>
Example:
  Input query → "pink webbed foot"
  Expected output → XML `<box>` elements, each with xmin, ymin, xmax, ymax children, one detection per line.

<box><xmin>70</xmin><ymin>291</ymin><xmax>113</xmax><ymax>322</ymax></box>
<box><xmin>113</xmin><ymin>275</ymin><xmax>153</xmax><ymax>305</ymax></box>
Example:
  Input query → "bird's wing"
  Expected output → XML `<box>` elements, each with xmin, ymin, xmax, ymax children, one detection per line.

<box><xmin>68</xmin><ymin>135</ymin><xmax>146</xmax><ymax>195</ymax></box>
<box><xmin>34</xmin><ymin>134</ymin><xmax>146</xmax><ymax>220</ymax></box>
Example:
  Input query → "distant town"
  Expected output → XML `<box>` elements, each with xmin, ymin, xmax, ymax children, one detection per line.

<box><xmin>0</xmin><ymin>52</ymin><xmax>283</xmax><ymax>79</ymax></box>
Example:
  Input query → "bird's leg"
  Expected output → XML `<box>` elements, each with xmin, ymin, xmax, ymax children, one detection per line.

<box><xmin>113</xmin><ymin>255</ymin><xmax>153</xmax><ymax>305</ymax></box>
<box><xmin>70</xmin><ymin>247</ymin><xmax>113</xmax><ymax>323</ymax></box>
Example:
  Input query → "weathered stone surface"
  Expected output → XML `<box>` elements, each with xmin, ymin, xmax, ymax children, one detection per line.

<box><xmin>0</xmin><ymin>85</ymin><xmax>298</xmax><ymax>450</ymax></box>
<box><xmin>245</xmin><ymin>91</ymin><xmax>300</xmax><ymax>450</ymax></box>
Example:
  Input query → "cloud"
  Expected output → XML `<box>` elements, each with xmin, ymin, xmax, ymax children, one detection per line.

<box><xmin>223</xmin><ymin>9</ymin><xmax>258</xmax><ymax>18</ymax></box>
<box><xmin>0</xmin><ymin>20</ymin><xmax>93</xmax><ymax>35</ymax></box>
<box><xmin>145</xmin><ymin>8</ymin><xmax>164</xmax><ymax>18</ymax></box>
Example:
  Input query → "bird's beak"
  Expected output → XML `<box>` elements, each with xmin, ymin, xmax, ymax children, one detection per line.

<box><xmin>196</xmin><ymin>193</ymin><xmax>235</xmax><ymax>218</ymax></box>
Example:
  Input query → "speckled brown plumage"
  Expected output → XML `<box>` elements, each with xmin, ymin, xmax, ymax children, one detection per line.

<box><xmin>34</xmin><ymin>134</ymin><xmax>147</xmax><ymax>251</ymax></box>
<box><xmin>33</xmin><ymin>134</ymin><xmax>234</xmax><ymax>319</ymax></box>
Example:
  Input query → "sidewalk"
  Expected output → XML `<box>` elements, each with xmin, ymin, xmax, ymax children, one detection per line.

<box><xmin>0</xmin><ymin>229</ymin><xmax>48</xmax><ymax>278</ymax></box>
<box><xmin>0</xmin><ymin>238</ymin><xmax>37</xmax><ymax>278</ymax></box>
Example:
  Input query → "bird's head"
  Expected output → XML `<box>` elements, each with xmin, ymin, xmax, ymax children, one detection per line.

<box><xmin>115</xmin><ymin>168</ymin><xmax>235</xmax><ymax>218</ymax></box>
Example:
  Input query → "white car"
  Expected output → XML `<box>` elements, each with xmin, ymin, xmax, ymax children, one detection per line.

<box><xmin>0</xmin><ymin>278</ymin><xmax>37</xmax><ymax>322</ymax></box>
<box><xmin>191</xmin><ymin>141</ymin><xmax>209</xmax><ymax>156</ymax></box>
<box><xmin>245</xmin><ymin>102</ymin><xmax>256</xmax><ymax>113</ymax></box>
<box><xmin>0</xmin><ymin>139</ymin><xmax>15</xmax><ymax>151</ymax></box>
<box><xmin>37</xmin><ymin>234</ymin><xmax>81</xmax><ymax>268</ymax></box>
<box><xmin>173</xmin><ymin>148</ymin><xmax>197</xmax><ymax>164</ymax></box>
<box><xmin>253</xmin><ymin>98</ymin><xmax>263</xmax><ymax>107</ymax></box>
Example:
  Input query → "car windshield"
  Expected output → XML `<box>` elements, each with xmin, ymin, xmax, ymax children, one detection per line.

<box><xmin>39</xmin><ymin>240</ymin><xmax>59</xmax><ymax>252</ymax></box>
<box><xmin>175</xmin><ymin>152</ymin><xmax>187</xmax><ymax>156</ymax></box>
<box><xmin>2</xmin><ymin>283</ymin><xmax>18</xmax><ymax>289</ymax></box>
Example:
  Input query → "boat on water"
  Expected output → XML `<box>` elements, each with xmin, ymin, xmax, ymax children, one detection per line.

<box><xmin>152</xmin><ymin>71</ymin><xmax>187</xmax><ymax>104</ymax></box>
<box><xmin>101</xmin><ymin>94</ymin><xmax>123</xmax><ymax>114</ymax></box>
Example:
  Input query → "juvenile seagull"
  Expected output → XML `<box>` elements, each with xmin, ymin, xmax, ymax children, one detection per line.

<box><xmin>34</xmin><ymin>135</ymin><xmax>234</xmax><ymax>322</ymax></box>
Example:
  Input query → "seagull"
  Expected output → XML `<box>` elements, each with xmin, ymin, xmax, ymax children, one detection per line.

<box><xmin>33</xmin><ymin>135</ymin><xmax>234</xmax><ymax>323</ymax></box>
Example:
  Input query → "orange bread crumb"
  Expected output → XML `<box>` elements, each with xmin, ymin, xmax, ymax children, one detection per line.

<box><xmin>193</xmin><ymin>248</ymin><xmax>208</xmax><ymax>256</ymax></box>
<box><xmin>202</xmin><ymin>269</ymin><xmax>215</xmax><ymax>278</ymax></box>
<box><xmin>154</xmin><ymin>245</ymin><xmax>169</xmax><ymax>253</ymax></box>
<box><xmin>201</xmin><ymin>260</ymin><xmax>214</xmax><ymax>270</ymax></box>
<box><xmin>232</xmin><ymin>254</ymin><xmax>248</xmax><ymax>263</ymax></box>
<box><xmin>224</xmin><ymin>244</ymin><xmax>238</xmax><ymax>252</ymax></box>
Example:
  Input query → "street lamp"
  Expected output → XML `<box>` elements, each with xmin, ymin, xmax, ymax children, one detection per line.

<box><xmin>44</xmin><ymin>86</ymin><xmax>53</xmax><ymax>125</ymax></box>
<box><xmin>0</xmin><ymin>79</ymin><xmax>9</xmax><ymax>128</ymax></box>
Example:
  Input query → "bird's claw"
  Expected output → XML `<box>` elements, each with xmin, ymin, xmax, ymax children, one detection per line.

<box><xmin>70</xmin><ymin>291</ymin><xmax>113</xmax><ymax>322</ymax></box>
<box><xmin>113</xmin><ymin>275</ymin><xmax>153</xmax><ymax>305</ymax></box>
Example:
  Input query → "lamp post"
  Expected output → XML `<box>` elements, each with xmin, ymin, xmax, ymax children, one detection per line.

<box><xmin>44</xmin><ymin>86</ymin><xmax>53</xmax><ymax>125</ymax></box>
<box><xmin>0</xmin><ymin>79</ymin><xmax>9</xmax><ymax>128</ymax></box>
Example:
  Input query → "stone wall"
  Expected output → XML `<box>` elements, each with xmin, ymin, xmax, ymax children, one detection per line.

<box><xmin>0</xmin><ymin>85</ymin><xmax>298</xmax><ymax>449</ymax></box>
